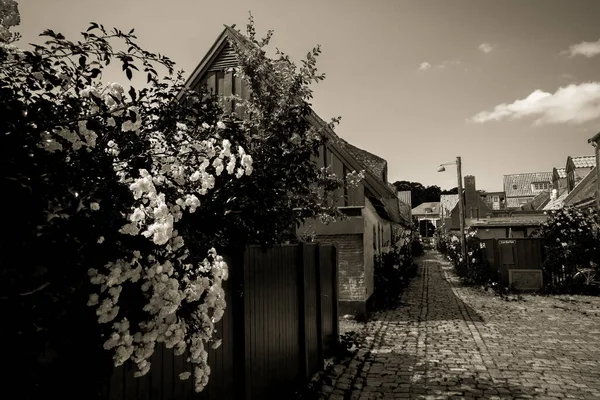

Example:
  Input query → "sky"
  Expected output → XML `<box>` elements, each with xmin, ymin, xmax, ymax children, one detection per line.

<box><xmin>14</xmin><ymin>0</ymin><xmax>600</xmax><ymax>192</ymax></box>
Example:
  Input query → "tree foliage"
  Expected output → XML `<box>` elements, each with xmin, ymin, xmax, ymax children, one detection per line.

<box><xmin>393</xmin><ymin>180</ymin><xmax>456</xmax><ymax>207</ymax></box>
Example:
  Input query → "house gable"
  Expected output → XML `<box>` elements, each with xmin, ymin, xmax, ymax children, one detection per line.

<box><xmin>563</xmin><ymin>166</ymin><xmax>597</xmax><ymax>209</ymax></box>
<box><xmin>177</xmin><ymin>25</ymin><xmax>403</xmax><ymax>224</ymax></box>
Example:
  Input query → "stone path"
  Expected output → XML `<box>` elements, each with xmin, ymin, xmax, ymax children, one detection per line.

<box><xmin>317</xmin><ymin>251</ymin><xmax>600</xmax><ymax>400</ymax></box>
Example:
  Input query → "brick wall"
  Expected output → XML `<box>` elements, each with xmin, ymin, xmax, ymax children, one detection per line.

<box><xmin>314</xmin><ymin>234</ymin><xmax>365</xmax><ymax>301</ymax></box>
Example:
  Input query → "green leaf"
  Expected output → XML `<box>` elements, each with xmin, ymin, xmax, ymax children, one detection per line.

<box><xmin>89</xmin><ymin>68</ymin><xmax>101</xmax><ymax>79</ymax></box>
<box><xmin>128</xmin><ymin>87</ymin><xmax>137</xmax><ymax>102</ymax></box>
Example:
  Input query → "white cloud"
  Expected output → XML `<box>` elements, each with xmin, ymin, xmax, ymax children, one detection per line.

<box><xmin>468</xmin><ymin>82</ymin><xmax>600</xmax><ymax>125</ymax></box>
<box><xmin>478</xmin><ymin>43</ymin><xmax>493</xmax><ymax>54</ymax></box>
<box><xmin>418</xmin><ymin>59</ymin><xmax>460</xmax><ymax>71</ymax></box>
<box><xmin>563</xmin><ymin>38</ymin><xmax>600</xmax><ymax>58</ymax></box>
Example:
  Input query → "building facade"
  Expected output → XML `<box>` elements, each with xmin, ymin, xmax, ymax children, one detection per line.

<box><xmin>503</xmin><ymin>172</ymin><xmax>552</xmax><ymax>209</ymax></box>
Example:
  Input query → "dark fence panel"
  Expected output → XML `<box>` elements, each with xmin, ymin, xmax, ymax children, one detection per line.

<box><xmin>319</xmin><ymin>245</ymin><xmax>339</xmax><ymax>356</ymax></box>
<box><xmin>244</xmin><ymin>245</ymin><xmax>302</xmax><ymax>399</ymax></box>
<box><xmin>103</xmin><ymin>244</ymin><xmax>338</xmax><ymax>400</ymax></box>
<box><xmin>302</xmin><ymin>244</ymin><xmax>322</xmax><ymax>378</ymax></box>
<box><xmin>483</xmin><ymin>238</ymin><xmax>544</xmax><ymax>287</ymax></box>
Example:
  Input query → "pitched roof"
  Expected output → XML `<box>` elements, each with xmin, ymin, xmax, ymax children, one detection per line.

<box><xmin>412</xmin><ymin>202</ymin><xmax>440</xmax><ymax>216</ymax></box>
<box><xmin>503</xmin><ymin>172</ymin><xmax>552</xmax><ymax>197</ymax></box>
<box><xmin>553</xmin><ymin>167</ymin><xmax>567</xmax><ymax>179</ymax></box>
<box><xmin>506</xmin><ymin>196</ymin><xmax>534</xmax><ymax>209</ymax></box>
<box><xmin>440</xmin><ymin>194</ymin><xmax>460</xmax><ymax>216</ymax></box>
<box><xmin>178</xmin><ymin>25</ymin><xmax>403</xmax><ymax>223</ymax></box>
<box><xmin>543</xmin><ymin>189</ymin><xmax>569</xmax><ymax>211</ymax></box>
<box><xmin>563</xmin><ymin>166</ymin><xmax>597</xmax><ymax>208</ymax></box>
<box><xmin>396</xmin><ymin>200</ymin><xmax>412</xmax><ymax>225</ymax></box>
<box><xmin>520</xmin><ymin>191</ymin><xmax>551</xmax><ymax>211</ymax></box>
<box><xmin>338</xmin><ymin>140</ymin><xmax>387</xmax><ymax>183</ymax></box>
<box><xmin>568</xmin><ymin>155</ymin><xmax>596</xmax><ymax>169</ymax></box>
<box><xmin>396</xmin><ymin>191</ymin><xmax>411</xmax><ymax>207</ymax></box>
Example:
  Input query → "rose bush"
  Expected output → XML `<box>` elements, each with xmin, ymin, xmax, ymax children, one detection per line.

<box><xmin>1</xmin><ymin>6</ymin><xmax>363</xmax><ymax>398</ymax></box>
<box><xmin>532</xmin><ymin>206</ymin><xmax>600</xmax><ymax>294</ymax></box>
<box><xmin>435</xmin><ymin>228</ymin><xmax>497</xmax><ymax>287</ymax></box>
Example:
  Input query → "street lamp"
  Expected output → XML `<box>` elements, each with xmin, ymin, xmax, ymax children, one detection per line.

<box><xmin>437</xmin><ymin>157</ymin><xmax>467</xmax><ymax>264</ymax></box>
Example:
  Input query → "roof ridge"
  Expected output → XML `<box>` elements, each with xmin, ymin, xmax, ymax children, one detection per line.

<box><xmin>503</xmin><ymin>172</ymin><xmax>552</xmax><ymax>176</ymax></box>
<box><xmin>570</xmin><ymin>154</ymin><xmax>595</xmax><ymax>158</ymax></box>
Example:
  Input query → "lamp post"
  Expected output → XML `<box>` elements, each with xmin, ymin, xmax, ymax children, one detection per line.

<box><xmin>437</xmin><ymin>157</ymin><xmax>467</xmax><ymax>264</ymax></box>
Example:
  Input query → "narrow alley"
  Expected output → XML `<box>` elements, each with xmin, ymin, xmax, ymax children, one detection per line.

<box><xmin>317</xmin><ymin>251</ymin><xmax>600</xmax><ymax>400</ymax></box>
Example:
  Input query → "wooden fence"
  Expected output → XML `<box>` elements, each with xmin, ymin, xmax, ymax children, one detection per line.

<box><xmin>479</xmin><ymin>238</ymin><xmax>545</xmax><ymax>289</ymax></box>
<box><xmin>102</xmin><ymin>243</ymin><xmax>339</xmax><ymax>400</ymax></box>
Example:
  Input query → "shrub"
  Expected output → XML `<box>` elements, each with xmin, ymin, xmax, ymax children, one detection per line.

<box><xmin>411</xmin><ymin>236</ymin><xmax>424</xmax><ymax>257</ymax></box>
<box><xmin>435</xmin><ymin>228</ymin><xmax>497</xmax><ymax>287</ymax></box>
<box><xmin>374</xmin><ymin>230</ymin><xmax>418</xmax><ymax>309</ymax></box>
<box><xmin>532</xmin><ymin>206</ymin><xmax>600</xmax><ymax>294</ymax></box>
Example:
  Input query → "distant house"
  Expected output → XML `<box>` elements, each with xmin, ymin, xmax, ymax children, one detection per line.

<box><xmin>443</xmin><ymin>175</ymin><xmax>547</xmax><ymax>238</ymax></box>
<box><xmin>478</xmin><ymin>191</ymin><xmax>507</xmax><ymax>210</ymax></box>
<box><xmin>503</xmin><ymin>172</ymin><xmax>552</xmax><ymax>209</ymax></box>
<box><xmin>412</xmin><ymin>202</ymin><xmax>440</xmax><ymax>236</ymax></box>
<box><xmin>544</xmin><ymin>155</ymin><xmax>596</xmax><ymax>211</ymax></box>
<box><xmin>566</xmin><ymin>155</ymin><xmax>595</xmax><ymax>193</ymax></box>
<box><xmin>177</xmin><ymin>24</ymin><xmax>413</xmax><ymax>316</ymax></box>
<box><xmin>443</xmin><ymin>175</ymin><xmax>492</xmax><ymax>227</ymax></box>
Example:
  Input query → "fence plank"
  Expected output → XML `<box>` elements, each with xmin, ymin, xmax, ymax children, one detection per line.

<box><xmin>298</xmin><ymin>243</ymin><xmax>308</xmax><ymax>381</ymax></box>
<box><xmin>150</xmin><ymin>344</ymin><xmax>163</xmax><ymax>400</ymax></box>
<box><xmin>315</xmin><ymin>245</ymin><xmax>324</xmax><ymax>370</ymax></box>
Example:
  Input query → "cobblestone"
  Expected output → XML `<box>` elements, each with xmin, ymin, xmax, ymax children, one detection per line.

<box><xmin>316</xmin><ymin>250</ymin><xmax>600</xmax><ymax>399</ymax></box>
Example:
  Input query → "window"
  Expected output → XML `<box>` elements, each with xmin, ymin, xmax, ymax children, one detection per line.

<box><xmin>491</xmin><ymin>195</ymin><xmax>499</xmax><ymax>203</ymax></box>
<box><xmin>512</xmin><ymin>184</ymin><xmax>518</xmax><ymax>190</ymax></box>
<box><xmin>531</xmin><ymin>182</ymin><xmax>549</xmax><ymax>191</ymax></box>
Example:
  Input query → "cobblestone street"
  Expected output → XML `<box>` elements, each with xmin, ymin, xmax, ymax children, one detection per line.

<box><xmin>318</xmin><ymin>251</ymin><xmax>600</xmax><ymax>400</ymax></box>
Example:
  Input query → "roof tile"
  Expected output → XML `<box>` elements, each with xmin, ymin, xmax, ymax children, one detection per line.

<box><xmin>555</xmin><ymin>168</ymin><xmax>567</xmax><ymax>179</ymax></box>
<box><xmin>412</xmin><ymin>202</ymin><xmax>440</xmax><ymax>215</ymax></box>
<box><xmin>503</xmin><ymin>172</ymin><xmax>552</xmax><ymax>197</ymax></box>
<box><xmin>571</xmin><ymin>155</ymin><xmax>596</xmax><ymax>169</ymax></box>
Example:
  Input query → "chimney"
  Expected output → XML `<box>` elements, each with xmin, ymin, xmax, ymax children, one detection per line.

<box><xmin>550</xmin><ymin>188</ymin><xmax>558</xmax><ymax>201</ymax></box>
<box><xmin>464</xmin><ymin>175</ymin><xmax>478</xmax><ymax>213</ymax></box>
